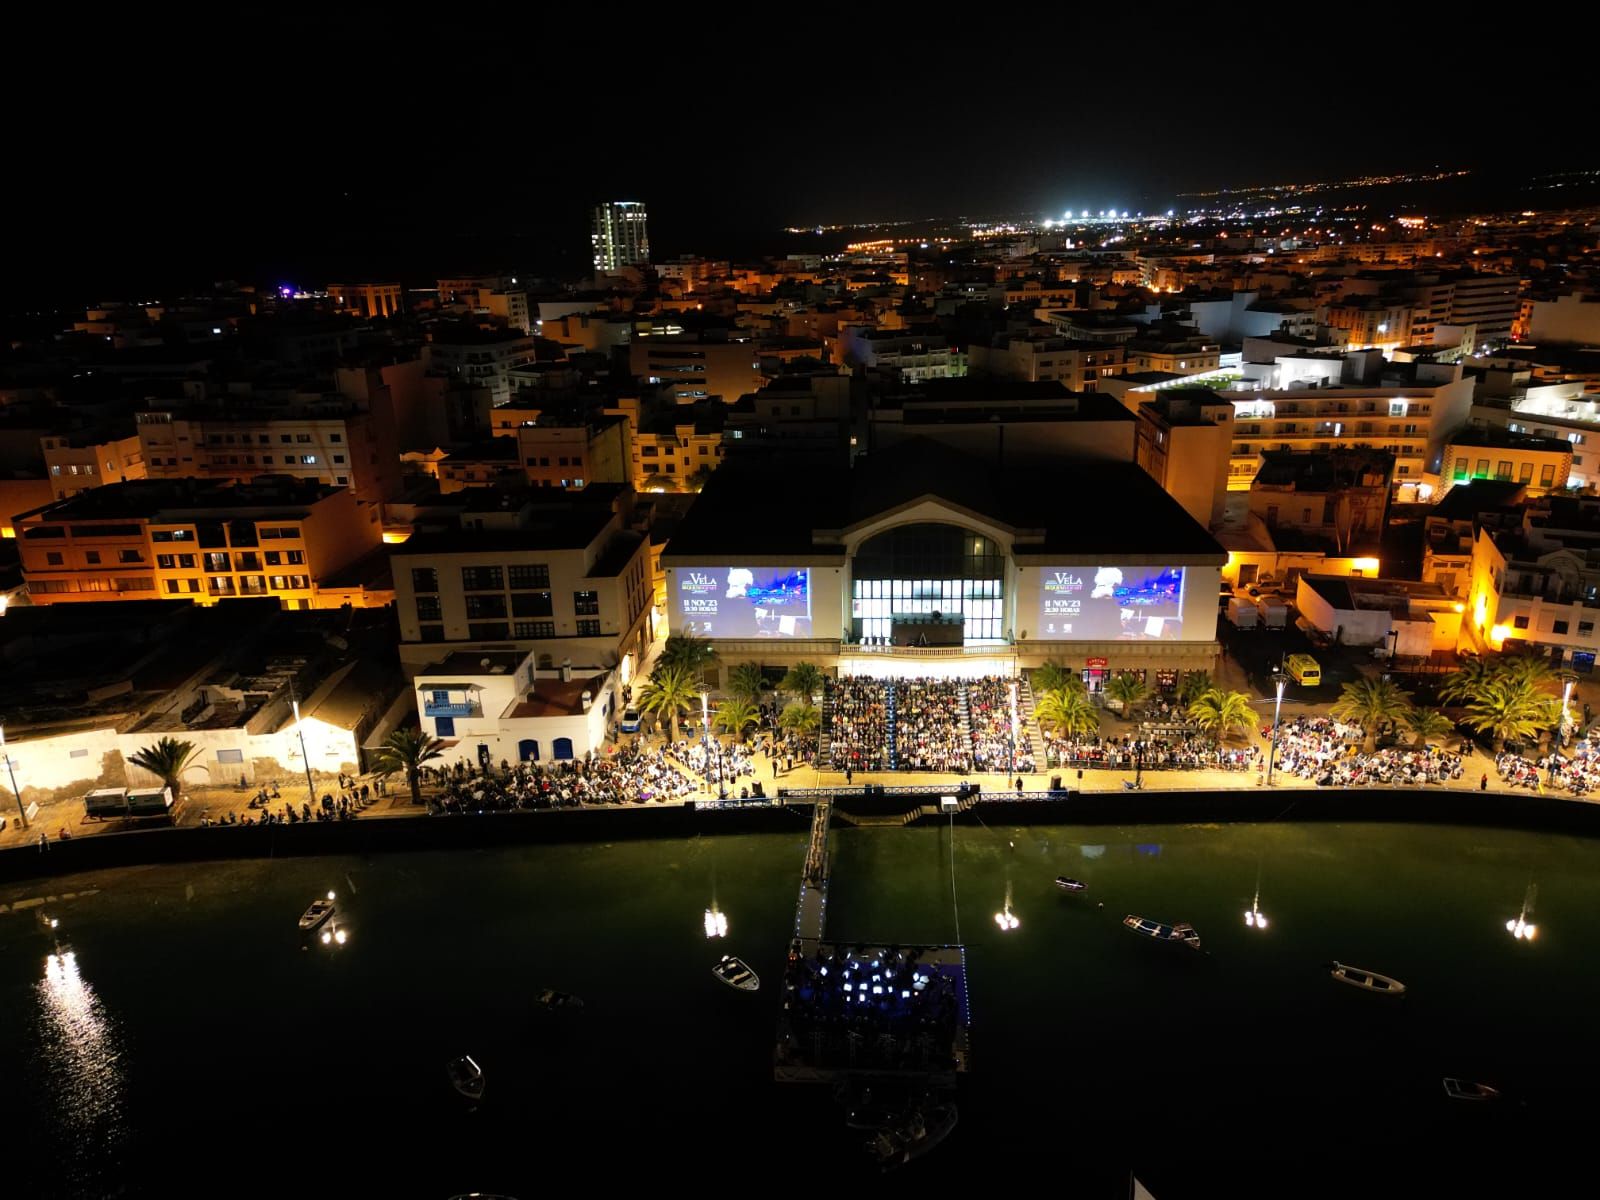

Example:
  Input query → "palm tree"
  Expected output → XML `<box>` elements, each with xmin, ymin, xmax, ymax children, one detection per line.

<box><xmin>780</xmin><ymin>661</ymin><xmax>824</xmax><ymax>705</ymax></box>
<box><xmin>779</xmin><ymin>700</ymin><xmax>822</xmax><ymax>737</ymax></box>
<box><xmin>1330</xmin><ymin>677</ymin><xmax>1414</xmax><ymax>753</ymax></box>
<box><xmin>1497</xmin><ymin>649</ymin><xmax>1556</xmax><ymax>691</ymax></box>
<box><xmin>1032</xmin><ymin>661</ymin><xmax>1078</xmax><ymax>696</ymax></box>
<box><xmin>637</xmin><ymin>662</ymin><xmax>699</xmax><ymax>742</ymax></box>
<box><xmin>1177</xmin><ymin>670</ymin><xmax>1213</xmax><ymax>707</ymax></box>
<box><xmin>1438</xmin><ymin>657</ymin><xmax>1501</xmax><ymax>706</ymax></box>
<box><xmin>1034</xmin><ymin>686</ymin><xmax>1100</xmax><ymax>736</ymax></box>
<box><xmin>1186</xmin><ymin>688</ymin><xmax>1256</xmax><ymax>741</ymax></box>
<box><xmin>1401</xmin><ymin>706</ymin><xmax>1454</xmax><ymax>749</ymax></box>
<box><xmin>1466</xmin><ymin>676</ymin><xmax>1562</xmax><ymax>752</ymax></box>
<box><xmin>128</xmin><ymin>736</ymin><xmax>200</xmax><ymax>798</ymax></box>
<box><xmin>658</xmin><ymin>634</ymin><xmax>719</xmax><ymax>684</ymax></box>
<box><xmin>727</xmin><ymin>662</ymin><xmax>770</xmax><ymax>703</ymax></box>
<box><xmin>371</xmin><ymin>727</ymin><xmax>444</xmax><ymax>808</ymax></box>
<box><xmin>1104</xmin><ymin>672</ymin><xmax>1148</xmax><ymax>722</ymax></box>
<box><xmin>713</xmin><ymin>698</ymin><xmax>760</xmax><ymax>743</ymax></box>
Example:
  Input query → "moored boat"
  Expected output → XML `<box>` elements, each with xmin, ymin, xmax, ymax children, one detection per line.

<box><xmin>298</xmin><ymin>894</ymin><xmax>335</xmax><ymax>931</ymax></box>
<box><xmin>713</xmin><ymin>954</ymin><xmax>759</xmax><ymax>991</ymax></box>
<box><xmin>1123</xmin><ymin>915</ymin><xmax>1201</xmax><ymax>950</ymax></box>
<box><xmin>1328</xmin><ymin>961</ymin><xmax>1406</xmax><ymax>996</ymax></box>
<box><xmin>1054</xmin><ymin>876</ymin><xmax>1087</xmax><ymax>892</ymax></box>
<box><xmin>535</xmin><ymin>987</ymin><xmax>585</xmax><ymax>1011</ymax></box>
<box><xmin>1443</xmin><ymin>1077</ymin><xmax>1501</xmax><ymax>1101</ymax></box>
<box><xmin>447</xmin><ymin>1055</ymin><xmax>485</xmax><ymax>1101</ymax></box>
<box><xmin>865</xmin><ymin>1103</ymin><xmax>958</xmax><ymax>1170</ymax></box>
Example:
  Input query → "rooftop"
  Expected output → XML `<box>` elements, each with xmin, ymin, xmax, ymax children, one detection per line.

<box><xmin>17</xmin><ymin>477</ymin><xmax>339</xmax><ymax>524</ymax></box>
<box><xmin>1448</xmin><ymin>427</ymin><xmax>1574</xmax><ymax>453</ymax></box>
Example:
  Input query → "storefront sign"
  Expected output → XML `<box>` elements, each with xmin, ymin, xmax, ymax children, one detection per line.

<box><xmin>1085</xmin><ymin>657</ymin><xmax>1108</xmax><ymax>669</ymax></box>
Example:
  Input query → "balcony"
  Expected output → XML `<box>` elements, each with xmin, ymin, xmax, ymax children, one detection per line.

<box><xmin>423</xmin><ymin>700</ymin><xmax>478</xmax><ymax>718</ymax></box>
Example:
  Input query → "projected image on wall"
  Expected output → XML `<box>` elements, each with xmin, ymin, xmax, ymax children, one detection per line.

<box><xmin>674</xmin><ymin>567</ymin><xmax>812</xmax><ymax>638</ymax></box>
<box><xmin>1039</xmin><ymin>565</ymin><xmax>1185</xmax><ymax>640</ymax></box>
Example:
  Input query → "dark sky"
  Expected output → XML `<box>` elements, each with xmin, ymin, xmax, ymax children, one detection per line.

<box><xmin>4</xmin><ymin>11</ymin><xmax>1591</xmax><ymax>299</ymax></box>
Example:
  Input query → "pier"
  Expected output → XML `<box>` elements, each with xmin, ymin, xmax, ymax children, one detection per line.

<box><xmin>776</xmin><ymin>792</ymin><xmax>971</xmax><ymax>1084</ymax></box>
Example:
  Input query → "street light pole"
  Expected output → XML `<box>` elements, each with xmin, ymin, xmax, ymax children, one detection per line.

<box><xmin>292</xmin><ymin>698</ymin><xmax>316</xmax><ymax>804</ymax></box>
<box><xmin>700</xmin><ymin>691</ymin><xmax>712</xmax><ymax>796</ymax></box>
<box><xmin>0</xmin><ymin>725</ymin><xmax>28</xmax><ymax>830</ymax></box>
<box><xmin>1008</xmin><ymin>679</ymin><xmax>1019</xmax><ymax>782</ymax></box>
<box><xmin>1266</xmin><ymin>668</ymin><xmax>1290</xmax><ymax>786</ymax></box>
<box><xmin>1559</xmin><ymin>672</ymin><xmax>1577</xmax><ymax>748</ymax></box>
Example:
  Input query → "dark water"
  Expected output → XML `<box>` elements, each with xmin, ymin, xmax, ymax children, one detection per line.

<box><xmin>4</xmin><ymin>819</ymin><xmax>1600</xmax><ymax>1198</ymax></box>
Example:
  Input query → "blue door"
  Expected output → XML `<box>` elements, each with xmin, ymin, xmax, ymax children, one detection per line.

<box><xmin>518</xmin><ymin>739</ymin><xmax>539</xmax><ymax>762</ymax></box>
<box><xmin>435</xmin><ymin>716</ymin><xmax>455</xmax><ymax>737</ymax></box>
<box><xmin>553</xmin><ymin>737</ymin><xmax>574</xmax><ymax>760</ymax></box>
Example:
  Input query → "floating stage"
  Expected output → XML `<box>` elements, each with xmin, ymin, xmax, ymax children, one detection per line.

<box><xmin>775</xmin><ymin>940</ymin><xmax>971</xmax><ymax>1084</ymax></box>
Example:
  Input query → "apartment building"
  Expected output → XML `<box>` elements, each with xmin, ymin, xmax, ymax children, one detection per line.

<box><xmin>15</xmin><ymin>478</ymin><xmax>383</xmax><ymax>609</ymax></box>
<box><xmin>968</xmin><ymin>332</ymin><xmax>1127</xmax><ymax>390</ymax></box>
<box><xmin>388</xmin><ymin>487</ymin><xmax>654</xmax><ymax>676</ymax></box>
<box><xmin>1134</xmin><ymin>391</ymin><xmax>1234</xmax><ymax>529</ymax></box>
<box><xmin>423</xmin><ymin>327</ymin><xmax>539</xmax><ymax>405</ymax></box>
<box><xmin>1441</xmin><ymin>428</ymin><xmax>1573</xmax><ymax>496</ymax></box>
<box><xmin>838</xmin><ymin>327</ymin><xmax>966</xmax><ymax>382</ymax></box>
<box><xmin>629</xmin><ymin>332</ymin><xmax>763</xmax><ymax>402</ymax></box>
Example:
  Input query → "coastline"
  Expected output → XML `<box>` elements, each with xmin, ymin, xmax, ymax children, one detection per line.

<box><xmin>5</xmin><ymin>784</ymin><xmax>1600</xmax><ymax>887</ymax></box>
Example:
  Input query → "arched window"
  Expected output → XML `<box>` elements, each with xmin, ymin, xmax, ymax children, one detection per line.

<box><xmin>552</xmin><ymin>737</ymin><xmax>574</xmax><ymax>760</ymax></box>
<box><xmin>518</xmin><ymin>739</ymin><xmax>539</xmax><ymax>762</ymax></box>
<box><xmin>851</xmin><ymin>523</ymin><xmax>1006</xmax><ymax>643</ymax></box>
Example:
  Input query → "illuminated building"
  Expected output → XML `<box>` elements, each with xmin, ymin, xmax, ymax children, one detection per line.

<box><xmin>660</xmin><ymin>439</ymin><xmax>1224</xmax><ymax>686</ymax></box>
<box><xmin>326</xmin><ymin>282</ymin><xmax>403</xmax><ymax>319</ymax></box>
<box><xmin>15</xmin><ymin>478</ymin><xmax>386</xmax><ymax>609</ymax></box>
<box><xmin>838</xmin><ymin>327</ymin><xmax>966</xmax><ymax>382</ymax></box>
<box><xmin>423</xmin><ymin>326</ymin><xmax>540</xmax><ymax>406</ymax></box>
<box><xmin>388</xmin><ymin>485</ymin><xmax>654</xmax><ymax>676</ymax></box>
<box><xmin>591</xmin><ymin>200</ymin><xmax>650</xmax><ymax>272</ymax></box>
<box><xmin>629</xmin><ymin>331</ymin><xmax>764</xmax><ymax>403</ymax></box>
<box><xmin>1440</xmin><ymin>428</ymin><xmax>1573</xmax><ymax>496</ymax></box>
<box><xmin>968</xmin><ymin>332</ymin><xmax>1127</xmax><ymax>390</ymax></box>
<box><xmin>1134</xmin><ymin>392</ymin><xmax>1235</xmax><ymax>529</ymax></box>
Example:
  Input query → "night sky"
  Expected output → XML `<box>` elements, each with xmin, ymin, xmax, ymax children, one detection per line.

<box><xmin>4</xmin><ymin>12</ymin><xmax>1590</xmax><ymax>301</ymax></box>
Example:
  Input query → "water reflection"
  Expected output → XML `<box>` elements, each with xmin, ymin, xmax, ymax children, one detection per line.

<box><xmin>36</xmin><ymin>946</ymin><xmax>127</xmax><ymax>1174</ymax></box>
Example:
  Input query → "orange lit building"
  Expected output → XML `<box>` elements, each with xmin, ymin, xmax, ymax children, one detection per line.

<box><xmin>15</xmin><ymin>478</ymin><xmax>386</xmax><ymax>609</ymax></box>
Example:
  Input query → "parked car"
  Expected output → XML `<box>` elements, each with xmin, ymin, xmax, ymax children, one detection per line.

<box><xmin>620</xmin><ymin>708</ymin><xmax>642</xmax><ymax>734</ymax></box>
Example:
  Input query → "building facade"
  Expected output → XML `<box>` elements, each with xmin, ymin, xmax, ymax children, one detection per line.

<box><xmin>591</xmin><ymin>201</ymin><xmax>650</xmax><ymax>272</ymax></box>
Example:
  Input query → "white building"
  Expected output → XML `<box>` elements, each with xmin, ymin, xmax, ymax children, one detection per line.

<box><xmin>413</xmin><ymin>650</ymin><xmax>616</xmax><ymax>766</ymax></box>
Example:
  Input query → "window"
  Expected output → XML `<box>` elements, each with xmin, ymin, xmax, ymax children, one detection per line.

<box><xmin>1497</xmin><ymin>460</ymin><xmax>1513</xmax><ymax>481</ymax></box>
<box><xmin>157</xmin><ymin>554</ymin><xmax>175</xmax><ymax>569</ymax></box>
<box><xmin>468</xmin><ymin>622</ymin><xmax>509</xmax><ymax>640</ymax></box>
<box><xmin>45</xmin><ymin>551</ymin><xmax>63</xmax><ymax>565</ymax></box>
<box><xmin>1554</xmin><ymin>620</ymin><xmax>1570</xmax><ymax>635</ymax></box>
<box><xmin>512</xmin><ymin>591</ymin><xmax>553</xmax><ymax>617</ymax></box>
<box><xmin>280</xmin><ymin>434</ymin><xmax>293</xmax><ymax>444</ymax></box>
<box><xmin>286</xmin><ymin>550</ymin><xmax>304</xmax><ymax>565</ymax></box>
<box><xmin>165</xmin><ymin>580</ymin><xmax>182</xmax><ymax>594</ymax></box>
<box><xmin>412</xmin><ymin>567</ymin><xmax>437</xmax><ymax>593</ymax></box>
<box><xmin>1519</xmin><ymin>463</ymin><xmax>1534</xmax><ymax>483</ymax></box>
<box><xmin>1514</xmin><ymin>615</ymin><xmax>1530</xmax><ymax>630</ymax></box>
<box><xmin>1541</xmin><ymin>464</ymin><xmax>1556</xmax><ymax>487</ymax></box>
<box><xmin>515</xmin><ymin>621</ymin><xmax>555</xmax><ymax>638</ymax></box>
<box><xmin>416</xmin><ymin>596</ymin><xmax>441</xmax><ymax>621</ymax></box>
<box><xmin>465</xmin><ymin>594</ymin><xmax>506</xmax><ymax>619</ymax></box>
<box><xmin>576</xmin><ymin>619</ymin><xmax>601</xmax><ymax>636</ymax></box>
<box><xmin>216</xmin><ymin>749</ymin><xmax>244</xmax><ymax>764</ymax></box>
<box><xmin>329</xmin><ymin>433</ymin><xmax>342</xmax><ymax>443</ymax></box>
<box><xmin>296</xmin><ymin>434</ymin><xmax>312</xmax><ymax>443</ymax></box>
<box><xmin>301</xmin><ymin>455</ymin><xmax>317</xmax><ymax>465</ymax></box>
<box><xmin>332</xmin><ymin>455</ymin><xmax>345</xmax><ymax>464</ymax></box>
<box><xmin>461</xmin><ymin>566</ymin><xmax>503</xmax><ymax>591</ymax></box>
<box><xmin>1580</xmin><ymin>622</ymin><xmax>1594</xmax><ymax>638</ymax></box>
<box><xmin>1476</xmin><ymin>458</ymin><xmax>1490</xmax><ymax>477</ymax></box>
<box><xmin>508</xmin><ymin>564</ymin><xmax>550</xmax><ymax>589</ymax></box>
<box><xmin>573</xmin><ymin>590</ymin><xmax>599</xmax><ymax>615</ymax></box>
<box><xmin>118</xmin><ymin>549</ymin><xmax>144</xmax><ymax>564</ymax></box>
<box><xmin>152</xmin><ymin>529</ymin><xmax>194</xmax><ymax>542</ymax></box>
<box><xmin>85</xmin><ymin>550</ymin><xmax>101</xmax><ymax>564</ymax></box>
<box><xmin>435</xmin><ymin>716</ymin><xmax>455</xmax><ymax>736</ymax></box>
<box><xmin>205</xmin><ymin>552</ymin><xmax>230</xmax><ymax>572</ymax></box>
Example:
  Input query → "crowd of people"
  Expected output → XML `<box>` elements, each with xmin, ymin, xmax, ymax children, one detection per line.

<box><xmin>668</xmin><ymin>739</ymin><xmax>757</xmax><ymax>788</ymax></box>
<box><xmin>1497</xmin><ymin>728</ymin><xmax>1600</xmax><ymax>795</ymax></box>
<box><xmin>1270</xmin><ymin>715</ymin><xmax>1464</xmax><ymax>785</ymax></box>
<box><xmin>828</xmin><ymin>678</ymin><xmax>890</xmax><ymax>772</ymax></box>
<box><xmin>967</xmin><ymin>677</ymin><xmax>1034</xmax><ymax>773</ymax></box>
<box><xmin>780</xmin><ymin>941</ymin><xmax>962</xmax><ymax>1074</ymax></box>
<box><xmin>894</xmin><ymin>678</ymin><xmax>970</xmax><ymax>773</ymax></box>
<box><xmin>1043</xmin><ymin>731</ymin><xmax>1257</xmax><ymax>772</ymax></box>
<box><xmin>428</xmin><ymin>745</ymin><xmax>698</xmax><ymax>812</ymax></box>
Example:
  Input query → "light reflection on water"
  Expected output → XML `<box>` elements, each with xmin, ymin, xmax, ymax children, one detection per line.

<box><xmin>36</xmin><ymin>948</ymin><xmax>127</xmax><ymax>1178</ymax></box>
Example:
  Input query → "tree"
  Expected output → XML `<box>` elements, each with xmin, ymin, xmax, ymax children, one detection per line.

<box><xmin>1330</xmin><ymin>677</ymin><xmax>1414</xmax><ymax>753</ymax></box>
<box><xmin>1034</xmin><ymin>686</ymin><xmax>1100</xmax><ymax>736</ymax></box>
<box><xmin>1104</xmin><ymin>672</ymin><xmax>1148</xmax><ymax>721</ymax></box>
<box><xmin>1032</xmin><ymin>661</ymin><xmax>1079</xmax><ymax>697</ymax></box>
<box><xmin>658</xmin><ymin>634</ymin><xmax>719</xmax><ymax>684</ymax></box>
<box><xmin>727</xmin><ymin>662</ymin><xmax>770</xmax><ymax>703</ymax></box>
<box><xmin>1438</xmin><ymin>657</ymin><xmax>1500</xmax><ymax>706</ymax></box>
<box><xmin>1186</xmin><ymin>688</ymin><xmax>1256</xmax><ymax>741</ymax></box>
<box><xmin>713</xmin><ymin>698</ymin><xmax>759</xmax><ymax>743</ymax></box>
<box><xmin>1177</xmin><ymin>670</ymin><xmax>1213</xmax><ymax>707</ymax></box>
<box><xmin>128</xmin><ymin>736</ymin><xmax>200</xmax><ymax>798</ymax></box>
<box><xmin>640</xmin><ymin>472</ymin><xmax>678</xmax><ymax>493</ymax></box>
<box><xmin>1498</xmin><ymin>648</ymin><xmax>1556</xmax><ymax>691</ymax></box>
<box><xmin>780</xmin><ymin>661</ymin><xmax>825</xmax><ymax>704</ymax></box>
<box><xmin>1466</xmin><ymin>676</ymin><xmax>1562</xmax><ymax>753</ymax></box>
<box><xmin>638</xmin><ymin>663</ymin><xmax>699</xmax><ymax>742</ymax></box>
<box><xmin>685</xmin><ymin>465</ymin><xmax>715</xmax><ymax>492</ymax></box>
<box><xmin>779</xmin><ymin>700</ymin><xmax>822</xmax><ymax>739</ymax></box>
<box><xmin>1401</xmin><ymin>706</ymin><xmax>1454</xmax><ymax>749</ymax></box>
<box><xmin>371</xmin><ymin>727</ymin><xmax>444</xmax><ymax>808</ymax></box>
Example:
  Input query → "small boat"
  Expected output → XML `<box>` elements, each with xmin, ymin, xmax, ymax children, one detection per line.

<box><xmin>298</xmin><ymin>897</ymin><xmax>335</xmax><ymax>931</ymax></box>
<box><xmin>712</xmin><ymin>954</ymin><xmax>759</xmax><ymax>991</ymax></box>
<box><xmin>1443</xmin><ymin>1078</ymin><xmax>1502</xmax><ymax>1102</ymax></box>
<box><xmin>447</xmin><ymin>1055</ymin><xmax>484</xmax><ymax>1101</ymax></box>
<box><xmin>535</xmin><ymin>987</ymin><xmax>585</xmax><ymax>1011</ymax></box>
<box><xmin>865</xmin><ymin>1103</ymin><xmax>958</xmax><ymax>1170</ymax></box>
<box><xmin>1328</xmin><ymin>961</ymin><xmax>1406</xmax><ymax>996</ymax></box>
<box><xmin>1054</xmin><ymin>876</ymin><xmax>1087</xmax><ymax>892</ymax></box>
<box><xmin>1123</xmin><ymin>915</ymin><xmax>1202</xmax><ymax>950</ymax></box>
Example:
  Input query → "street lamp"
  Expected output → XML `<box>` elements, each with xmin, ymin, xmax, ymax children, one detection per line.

<box><xmin>1008</xmin><ymin>679</ymin><xmax>1020</xmax><ymax>781</ymax></box>
<box><xmin>700</xmin><ymin>691</ymin><xmax>713</xmax><ymax>795</ymax></box>
<box><xmin>1558</xmin><ymin>671</ymin><xmax>1578</xmax><ymax>747</ymax></box>
<box><xmin>1266</xmin><ymin>668</ymin><xmax>1290</xmax><ymax>786</ymax></box>
<box><xmin>292</xmin><ymin>698</ymin><xmax>316</xmax><ymax>804</ymax></box>
<box><xmin>0</xmin><ymin>725</ymin><xmax>28</xmax><ymax>830</ymax></box>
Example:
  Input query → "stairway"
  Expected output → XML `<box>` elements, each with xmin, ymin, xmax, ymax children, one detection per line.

<box><xmin>1017</xmin><ymin>675</ymin><xmax>1048</xmax><ymax>767</ymax></box>
<box><xmin>819</xmin><ymin>683</ymin><xmax>835</xmax><ymax>766</ymax></box>
<box><xmin>956</xmin><ymin>683</ymin><xmax>976</xmax><ymax>773</ymax></box>
<box><xmin>885</xmin><ymin>681</ymin><xmax>898</xmax><ymax>770</ymax></box>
